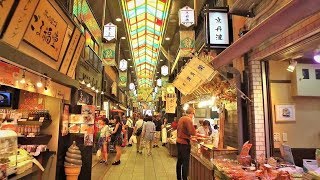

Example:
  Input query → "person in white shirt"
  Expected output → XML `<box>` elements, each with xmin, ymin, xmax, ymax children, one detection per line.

<box><xmin>98</xmin><ymin>118</ymin><xmax>111</xmax><ymax>164</ymax></box>
<box><xmin>133</xmin><ymin>114</ymin><xmax>144</xmax><ymax>154</ymax></box>
<box><xmin>126</xmin><ymin>117</ymin><xmax>134</xmax><ymax>147</ymax></box>
<box><xmin>196</xmin><ymin>120</ymin><xmax>212</xmax><ymax>137</ymax></box>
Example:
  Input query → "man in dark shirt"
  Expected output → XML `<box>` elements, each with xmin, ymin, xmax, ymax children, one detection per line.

<box><xmin>176</xmin><ymin>107</ymin><xmax>196</xmax><ymax>180</ymax></box>
<box><xmin>153</xmin><ymin>116</ymin><xmax>162</xmax><ymax>147</ymax></box>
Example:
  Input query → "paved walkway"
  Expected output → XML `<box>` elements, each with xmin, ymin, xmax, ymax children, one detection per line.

<box><xmin>91</xmin><ymin>144</ymin><xmax>177</xmax><ymax>180</ymax></box>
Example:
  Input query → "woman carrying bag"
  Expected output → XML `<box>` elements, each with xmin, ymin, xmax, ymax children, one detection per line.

<box><xmin>110</xmin><ymin>115</ymin><xmax>123</xmax><ymax>165</ymax></box>
<box><xmin>97</xmin><ymin>118</ymin><xmax>110</xmax><ymax>164</ymax></box>
<box><xmin>134</xmin><ymin>115</ymin><xmax>144</xmax><ymax>154</ymax></box>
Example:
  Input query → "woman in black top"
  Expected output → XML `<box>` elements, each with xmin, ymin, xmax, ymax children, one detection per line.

<box><xmin>111</xmin><ymin>115</ymin><xmax>123</xmax><ymax>165</ymax></box>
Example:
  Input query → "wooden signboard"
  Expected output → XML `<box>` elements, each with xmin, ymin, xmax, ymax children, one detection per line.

<box><xmin>23</xmin><ymin>0</ymin><xmax>68</xmax><ymax>60</ymax></box>
<box><xmin>67</xmin><ymin>35</ymin><xmax>85</xmax><ymax>77</ymax></box>
<box><xmin>0</xmin><ymin>61</ymin><xmax>20</xmax><ymax>86</ymax></box>
<box><xmin>59</xmin><ymin>27</ymin><xmax>81</xmax><ymax>74</ymax></box>
<box><xmin>0</xmin><ymin>0</ymin><xmax>15</xmax><ymax>35</ymax></box>
<box><xmin>2</xmin><ymin>0</ymin><xmax>40</xmax><ymax>47</ymax></box>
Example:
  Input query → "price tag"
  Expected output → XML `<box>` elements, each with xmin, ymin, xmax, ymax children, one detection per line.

<box><xmin>18</xmin><ymin>118</ymin><xmax>27</xmax><ymax>122</ymax></box>
<box><xmin>28</xmin><ymin>117</ymin><xmax>34</xmax><ymax>120</ymax></box>
<box><xmin>39</xmin><ymin>117</ymin><xmax>44</xmax><ymax>122</ymax></box>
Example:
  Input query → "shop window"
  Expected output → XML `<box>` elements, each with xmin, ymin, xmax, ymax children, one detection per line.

<box><xmin>302</xmin><ymin>69</ymin><xmax>309</xmax><ymax>79</ymax></box>
<box><xmin>315</xmin><ymin>69</ymin><xmax>320</xmax><ymax>79</ymax></box>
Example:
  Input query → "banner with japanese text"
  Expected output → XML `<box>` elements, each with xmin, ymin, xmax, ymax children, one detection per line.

<box><xmin>102</xmin><ymin>43</ymin><xmax>116</xmax><ymax>66</ymax></box>
<box><xmin>118</xmin><ymin>71</ymin><xmax>127</xmax><ymax>88</ymax></box>
<box><xmin>165</xmin><ymin>93</ymin><xmax>177</xmax><ymax>114</ymax></box>
<box><xmin>180</xmin><ymin>31</ymin><xmax>195</xmax><ymax>57</ymax></box>
<box><xmin>23</xmin><ymin>0</ymin><xmax>68</xmax><ymax>61</ymax></box>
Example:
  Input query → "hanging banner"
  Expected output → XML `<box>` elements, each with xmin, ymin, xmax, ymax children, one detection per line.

<box><xmin>2</xmin><ymin>0</ymin><xmax>40</xmax><ymax>48</ymax></box>
<box><xmin>188</xmin><ymin>57</ymin><xmax>216</xmax><ymax>81</ymax></box>
<box><xmin>180</xmin><ymin>31</ymin><xmax>195</xmax><ymax>57</ymax></box>
<box><xmin>179</xmin><ymin>6</ymin><xmax>195</xmax><ymax>27</ymax></box>
<box><xmin>172</xmin><ymin>56</ymin><xmax>216</xmax><ymax>95</ymax></box>
<box><xmin>67</xmin><ymin>35</ymin><xmax>86</xmax><ymax>77</ymax></box>
<box><xmin>161</xmin><ymin>76</ymin><xmax>169</xmax><ymax>87</ymax></box>
<box><xmin>0</xmin><ymin>0</ymin><xmax>14</xmax><ymax>35</ymax></box>
<box><xmin>165</xmin><ymin>93</ymin><xmax>177</xmax><ymax>114</ymax></box>
<box><xmin>102</xmin><ymin>43</ymin><xmax>116</xmax><ymax>66</ymax></box>
<box><xmin>118</xmin><ymin>71</ymin><xmax>127</xmax><ymax>87</ymax></box>
<box><xmin>24</xmin><ymin>0</ymin><xmax>68</xmax><ymax>60</ymax></box>
<box><xmin>111</xmin><ymin>82</ymin><xmax>117</xmax><ymax>96</ymax></box>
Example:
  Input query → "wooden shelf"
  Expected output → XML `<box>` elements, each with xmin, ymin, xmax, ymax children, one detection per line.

<box><xmin>18</xmin><ymin>134</ymin><xmax>52</xmax><ymax>145</ymax></box>
<box><xmin>17</xmin><ymin>121</ymin><xmax>43</xmax><ymax>126</ymax></box>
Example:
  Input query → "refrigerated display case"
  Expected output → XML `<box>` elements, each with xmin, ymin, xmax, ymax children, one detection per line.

<box><xmin>0</xmin><ymin>130</ymin><xmax>18</xmax><ymax>176</ymax></box>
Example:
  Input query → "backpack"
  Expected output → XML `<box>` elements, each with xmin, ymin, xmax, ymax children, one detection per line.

<box><xmin>135</xmin><ymin>122</ymin><xmax>144</xmax><ymax>136</ymax></box>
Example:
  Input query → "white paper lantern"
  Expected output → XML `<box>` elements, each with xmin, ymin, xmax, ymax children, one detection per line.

<box><xmin>157</xmin><ymin>78</ymin><xmax>162</xmax><ymax>87</ymax></box>
<box><xmin>161</xmin><ymin>65</ymin><xmax>169</xmax><ymax>76</ymax></box>
<box><xmin>129</xmin><ymin>83</ymin><xmax>135</xmax><ymax>90</ymax></box>
<box><xmin>119</xmin><ymin>59</ymin><xmax>127</xmax><ymax>71</ymax></box>
<box><xmin>154</xmin><ymin>87</ymin><xmax>158</xmax><ymax>93</ymax></box>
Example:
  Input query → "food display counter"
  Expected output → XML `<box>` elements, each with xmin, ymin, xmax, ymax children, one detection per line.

<box><xmin>189</xmin><ymin>138</ymin><xmax>238</xmax><ymax>180</ymax></box>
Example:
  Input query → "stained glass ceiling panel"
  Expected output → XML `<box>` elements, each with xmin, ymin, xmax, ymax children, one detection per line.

<box><xmin>122</xmin><ymin>0</ymin><xmax>171</xmax><ymax>87</ymax></box>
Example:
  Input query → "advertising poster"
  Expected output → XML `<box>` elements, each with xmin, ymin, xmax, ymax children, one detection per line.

<box><xmin>61</xmin><ymin>104</ymin><xmax>70</xmax><ymax>136</ymax></box>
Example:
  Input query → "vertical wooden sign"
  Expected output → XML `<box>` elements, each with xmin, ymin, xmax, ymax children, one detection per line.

<box><xmin>2</xmin><ymin>0</ymin><xmax>40</xmax><ymax>47</ymax></box>
<box><xmin>59</xmin><ymin>27</ymin><xmax>81</xmax><ymax>74</ymax></box>
<box><xmin>0</xmin><ymin>0</ymin><xmax>15</xmax><ymax>35</ymax></box>
<box><xmin>67</xmin><ymin>35</ymin><xmax>85</xmax><ymax>77</ymax></box>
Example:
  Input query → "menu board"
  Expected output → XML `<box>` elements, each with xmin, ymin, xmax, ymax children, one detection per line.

<box><xmin>24</xmin><ymin>0</ymin><xmax>68</xmax><ymax>60</ymax></box>
<box><xmin>68</xmin><ymin>105</ymin><xmax>95</xmax><ymax>134</ymax></box>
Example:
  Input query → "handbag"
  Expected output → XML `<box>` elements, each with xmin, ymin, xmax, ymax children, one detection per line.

<box><xmin>135</xmin><ymin>122</ymin><xmax>144</xmax><ymax>136</ymax></box>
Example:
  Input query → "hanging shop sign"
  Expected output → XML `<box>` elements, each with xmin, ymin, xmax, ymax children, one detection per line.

<box><xmin>165</xmin><ymin>93</ymin><xmax>177</xmax><ymax>114</ymax></box>
<box><xmin>102</xmin><ymin>43</ymin><xmax>116</xmax><ymax>66</ymax></box>
<box><xmin>0</xmin><ymin>0</ymin><xmax>14</xmax><ymax>35</ymax></box>
<box><xmin>23</xmin><ymin>0</ymin><xmax>68</xmax><ymax>60</ymax></box>
<box><xmin>129</xmin><ymin>83</ymin><xmax>135</xmax><ymax>90</ymax></box>
<box><xmin>118</xmin><ymin>71</ymin><xmax>127</xmax><ymax>88</ymax></box>
<box><xmin>161</xmin><ymin>65</ymin><xmax>169</xmax><ymax>76</ymax></box>
<box><xmin>119</xmin><ymin>59</ymin><xmax>128</xmax><ymax>71</ymax></box>
<box><xmin>77</xmin><ymin>90</ymin><xmax>93</xmax><ymax>105</ymax></box>
<box><xmin>179</xmin><ymin>6</ymin><xmax>195</xmax><ymax>27</ymax></box>
<box><xmin>103</xmin><ymin>23</ymin><xmax>117</xmax><ymax>41</ymax></box>
<box><xmin>111</xmin><ymin>82</ymin><xmax>117</xmax><ymax>96</ymax></box>
<box><xmin>67</xmin><ymin>35</ymin><xmax>85</xmax><ymax>78</ymax></box>
<box><xmin>59</xmin><ymin>28</ymin><xmax>81</xmax><ymax>74</ymax></box>
<box><xmin>76</xmin><ymin>61</ymin><xmax>102</xmax><ymax>91</ymax></box>
<box><xmin>173</xmin><ymin>57</ymin><xmax>216</xmax><ymax>95</ymax></box>
<box><xmin>180</xmin><ymin>31</ymin><xmax>195</xmax><ymax>57</ymax></box>
<box><xmin>157</xmin><ymin>78</ymin><xmax>162</xmax><ymax>87</ymax></box>
<box><xmin>206</xmin><ymin>8</ymin><xmax>232</xmax><ymax>48</ymax></box>
<box><xmin>2</xmin><ymin>0</ymin><xmax>40</xmax><ymax>47</ymax></box>
<box><xmin>61</xmin><ymin>104</ymin><xmax>70</xmax><ymax>136</ymax></box>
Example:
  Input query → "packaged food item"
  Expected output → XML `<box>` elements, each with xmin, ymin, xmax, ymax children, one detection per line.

<box><xmin>240</xmin><ymin>141</ymin><xmax>252</xmax><ymax>156</ymax></box>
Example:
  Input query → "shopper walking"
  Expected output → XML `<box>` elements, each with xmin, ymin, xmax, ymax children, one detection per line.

<box><xmin>126</xmin><ymin>116</ymin><xmax>134</xmax><ymax>147</ymax></box>
<box><xmin>153</xmin><ymin>115</ymin><xmax>162</xmax><ymax>148</ymax></box>
<box><xmin>176</xmin><ymin>107</ymin><xmax>196</xmax><ymax>180</ymax></box>
<box><xmin>161</xmin><ymin>117</ymin><xmax>168</xmax><ymax>146</ymax></box>
<box><xmin>134</xmin><ymin>114</ymin><xmax>144</xmax><ymax>154</ymax></box>
<box><xmin>98</xmin><ymin>118</ymin><xmax>110</xmax><ymax>164</ymax></box>
<box><xmin>111</xmin><ymin>115</ymin><xmax>123</xmax><ymax>165</ymax></box>
<box><xmin>141</xmin><ymin>115</ymin><xmax>155</xmax><ymax>156</ymax></box>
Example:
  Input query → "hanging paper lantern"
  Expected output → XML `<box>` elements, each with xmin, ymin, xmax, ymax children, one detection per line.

<box><xmin>129</xmin><ymin>83</ymin><xmax>135</xmax><ymax>90</ymax></box>
<box><xmin>119</xmin><ymin>59</ymin><xmax>128</xmax><ymax>71</ymax></box>
<box><xmin>161</xmin><ymin>65</ymin><xmax>169</xmax><ymax>76</ymax></box>
<box><xmin>157</xmin><ymin>78</ymin><xmax>162</xmax><ymax>87</ymax></box>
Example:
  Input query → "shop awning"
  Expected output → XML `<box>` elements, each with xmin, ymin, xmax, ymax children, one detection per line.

<box><xmin>211</xmin><ymin>0</ymin><xmax>320</xmax><ymax>69</ymax></box>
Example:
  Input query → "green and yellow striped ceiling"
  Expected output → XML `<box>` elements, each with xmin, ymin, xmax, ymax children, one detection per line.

<box><xmin>121</xmin><ymin>0</ymin><xmax>171</xmax><ymax>88</ymax></box>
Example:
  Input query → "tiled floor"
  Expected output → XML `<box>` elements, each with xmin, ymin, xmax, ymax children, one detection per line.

<box><xmin>91</xmin><ymin>144</ymin><xmax>177</xmax><ymax>180</ymax></box>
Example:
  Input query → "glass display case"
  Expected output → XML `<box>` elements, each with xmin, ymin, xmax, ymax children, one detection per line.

<box><xmin>0</xmin><ymin>130</ymin><xmax>18</xmax><ymax>176</ymax></box>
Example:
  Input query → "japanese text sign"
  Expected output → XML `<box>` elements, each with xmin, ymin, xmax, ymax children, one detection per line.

<box><xmin>179</xmin><ymin>6</ymin><xmax>195</xmax><ymax>27</ymax></box>
<box><xmin>103</xmin><ymin>23</ymin><xmax>117</xmax><ymax>41</ymax></box>
<box><xmin>24</xmin><ymin>0</ymin><xmax>68</xmax><ymax>60</ymax></box>
<box><xmin>208</xmin><ymin>10</ymin><xmax>230</xmax><ymax>47</ymax></box>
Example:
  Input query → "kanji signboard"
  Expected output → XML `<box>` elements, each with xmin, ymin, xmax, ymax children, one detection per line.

<box><xmin>179</xmin><ymin>6</ymin><xmax>195</xmax><ymax>27</ymax></box>
<box><xmin>103</xmin><ymin>23</ymin><xmax>117</xmax><ymax>41</ymax></box>
<box><xmin>207</xmin><ymin>9</ymin><xmax>231</xmax><ymax>48</ymax></box>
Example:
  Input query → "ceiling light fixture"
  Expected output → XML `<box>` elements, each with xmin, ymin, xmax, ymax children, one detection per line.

<box><xmin>314</xmin><ymin>54</ymin><xmax>320</xmax><ymax>63</ymax></box>
<box><xmin>116</xmin><ymin>18</ymin><xmax>122</xmax><ymax>22</ymax></box>
<box><xmin>87</xmin><ymin>83</ymin><xmax>91</xmax><ymax>88</ymax></box>
<box><xmin>165</xmin><ymin>37</ymin><xmax>170</xmax><ymax>41</ymax></box>
<box><xmin>101</xmin><ymin>91</ymin><xmax>105</xmax><ymax>95</ymax></box>
<box><xmin>287</xmin><ymin>60</ymin><xmax>297</xmax><ymax>72</ymax></box>
<box><xmin>36</xmin><ymin>79</ymin><xmax>43</xmax><ymax>88</ymax></box>
<box><xmin>160</xmin><ymin>59</ymin><xmax>163</xmax><ymax>62</ymax></box>
<box><xmin>20</xmin><ymin>70</ymin><xmax>26</xmax><ymax>84</ymax></box>
<box><xmin>121</xmin><ymin>36</ymin><xmax>126</xmax><ymax>40</ymax></box>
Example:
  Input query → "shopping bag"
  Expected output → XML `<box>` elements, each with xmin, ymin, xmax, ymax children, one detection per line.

<box><xmin>96</xmin><ymin>149</ymin><xmax>101</xmax><ymax>159</ymax></box>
